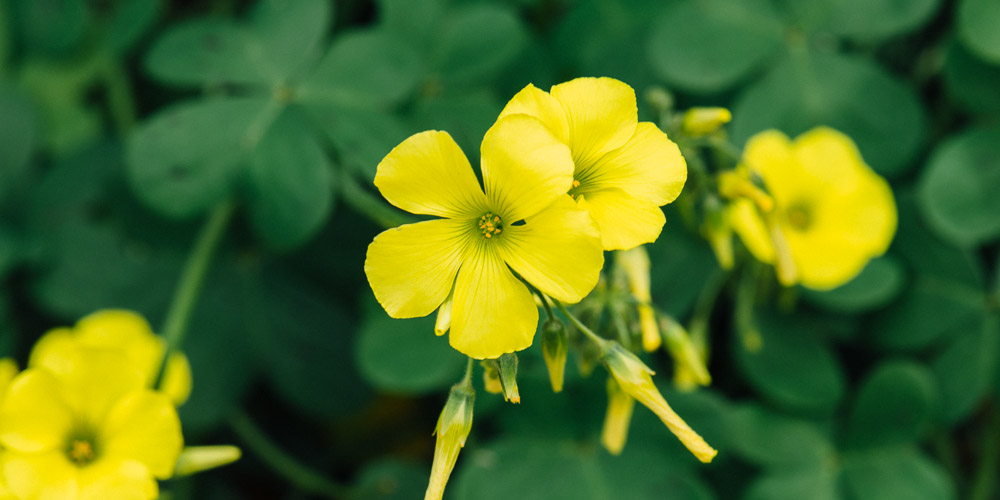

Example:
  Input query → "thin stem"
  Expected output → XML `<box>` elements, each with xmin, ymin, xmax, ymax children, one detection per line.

<box><xmin>156</xmin><ymin>200</ymin><xmax>235</xmax><ymax>384</ymax></box>
<box><xmin>102</xmin><ymin>54</ymin><xmax>137</xmax><ymax>135</ymax></box>
<box><xmin>230</xmin><ymin>411</ymin><xmax>351</xmax><ymax>499</ymax></box>
<box><xmin>339</xmin><ymin>171</ymin><xmax>417</xmax><ymax>229</ymax></box>
<box><xmin>459</xmin><ymin>357</ymin><xmax>475</xmax><ymax>389</ymax></box>
<box><xmin>553</xmin><ymin>299</ymin><xmax>608</xmax><ymax>350</ymax></box>
<box><xmin>970</xmin><ymin>404</ymin><xmax>1000</xmax><ymax>500</ymax></box>
<box><xmin>528</xmin><ymin>283</ymin><xmax>555</xmax><ymax>321</ymax></box>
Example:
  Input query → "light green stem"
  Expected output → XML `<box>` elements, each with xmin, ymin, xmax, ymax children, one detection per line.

<box><xmin>230</xmin><ymin>412</ymin><xmax>351</xmax><ymax>499</ymax></box>
<box><xmin>157</xmin><ymin>200</ymin><xmax>235</xmax><ymax>382</ymax></box>
<box><xmin>554</xmin><ymin>299</ymin><xmax>608</xmax><ymax>350</ymax></box>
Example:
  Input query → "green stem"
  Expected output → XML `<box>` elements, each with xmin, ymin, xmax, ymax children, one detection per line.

<box><xmin>554</xmin><ymin>299</ymin><xmax>608</xmax><ymax>350</ymax></box>
<box><xmin>339</xmin><ymin>171</ymin><xmax>417</xmax><ymax>229</ymax></box>
<box><xmin>157</xmin><ymin>200</ymin><xmax>235</xmax><ymax>383</ymax></box>
<box><xmin>459</xmin><ymin>357</ymin><xmax>475</xmax><ymax>389</ymax></box>
<box><xmin>102</xmin><ymin>53</ymin><xmax>137</xmax><ymax>135</ymax></box>
<box><xmin>970</xmin><ymin>405</ymin><xmax>1000</xmax><ymax>500</ymax></box>
<box><xmin>230</xmin><ymin>411</ymin><xmax>351</xmax><ymax>499</ymax></box>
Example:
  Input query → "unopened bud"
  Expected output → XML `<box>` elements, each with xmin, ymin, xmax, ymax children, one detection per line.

<box><xmin>660</xmin><ymin>317</ymin><xmax>711</xmax><ymax>390</ymax></box>
<box><xmin>435</xmin><ymin>292</ymin><xmax>453</xmax><ymax>336</ymax></box>
<box><xmin>601</xmin><ymin>342</ymin><xmax>717</xmax><ymax>463</ymax></box>
<box><xmin>645</xmin><ymin>86</ymin><xmax>674</xmax><ymax>113</ymax></box>
<box><xmin>601</xmin><ymin>377</ymin><xmax>635</xmax><ymax>455</ymax></box>
<box><xmin>614</xmin><ymin>247</ymin><xmax>661</xmax><ymax>352</ymax></box>
<box><xmin>541</xmin><ymin>319</ymin><xmax>568</xmax><ymax>392</ymax></box>
<box><xmin>481</xmin><ymin>360</ymin><xmax>502</xmax><ymax>394</ymax></box>
<box><xmin>175</xmin><ymin>446</ymin><xmax>241</xmax><ymax>476</ymax></box>
<box><xmin>718</xmin><ymin>168</ymin><xmax>773</xmax><ymax>213</ymax></box>
<box><xmin>702</xmin><ymin>196</ymin><xmax>734</xmax><ymax>270</ymax></box>
<box><xmin>681</xmin><ymin>107</ymin><xmax>731</xmax><ymax>136</ymax></box>
<box><xmin>425</xmin><ymin>383</ymin><xmax>475</xmax><ymax>500</ymax></box>
<box><xmin>497</xmin><ymin>353</ymin><xmax>520</xmax><ymax>404</ymax></box>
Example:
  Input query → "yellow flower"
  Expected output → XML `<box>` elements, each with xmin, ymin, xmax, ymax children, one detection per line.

<box><xmin>365</xmin><ymin>114</ymin><xmax>604</xmax><ymax>359</ymax></box>
<box><xmin>498</xmin><ymin>77</ymin><xmax>688</xmax><ymax>250</ymax></box>
<box><xmin>0</xmin><ymin>348</ymin><xmax>182</xmax><ymax>499</ymax></box>
<box><xmin>738</xmin><ymin>128</ymin><xmax>897</xmax><ymax>289</ymax></box>
<box><xmin>425</xmin><ymin>382</ymin><xmax>474</xmax><ymax>500</ymax></box>
<box><xmin>602</xmin><ymin>342</ymin><xmax>716</xmax><ymax>463</ymax></box>
<box><xmin>28</xmin><ymin>310</ymin><xmax>191</xmax><ymax>405</ymax></box>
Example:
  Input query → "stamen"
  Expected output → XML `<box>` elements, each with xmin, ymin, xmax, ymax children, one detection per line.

<box><xmin>68</xmin><ymin>439</ymin><xmax>96</xmax><ymax>465</ymax></box>
<box><xmin>572</xmin><ymin>180</ymin><xmax>581</xmax><ymax>188</ymax></box>
<box><xmin>477</xmin><ymin>212</ymin><xmax>504</xmax><ymax>239</ymax></box>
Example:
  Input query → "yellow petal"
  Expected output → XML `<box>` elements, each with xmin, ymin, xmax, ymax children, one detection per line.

<box><xmin>73</xmin><ymin>310</ymin><xmax>163</xmax><ymax>386</ymax></box>
<box><xmin>577</xmin><ymin>190</ymin><xmax>666</xmax><ymax>251</ymax></box>
<box><xmin>601</xmin><ymin>377</ymin><xmax>635</xmax><ymax>455</ymax></box>
<box><xmin>496</xmin><ymin>196</ymin><xmax>603</xmax><ymax>303</ymax></box>
<box><xmin>550</xmin><ymin>77</ymin><xmax>637</xmax><ymax>168</ymax></box>
<box><xmin>374</xmin><ymin>130</ymin><xmax>487</xmax><ymax>218</ymax></box>
<box><xmin>100</xmin><ymin>391</ymin><xmax>183</xmax><ymax>479</ymax></box>
<box><xmin>480</xmin><ymin>114</ymin><xmax>575</xmax><ymax>221</ymax></box>
<box><xmin>0</xmin><ymin>358</ymin><xmax>18</xmax><ymax>400</ymax></box>
<box><xmin>365</xmin><ymin>219</ymin><xmax>473</xmax><ymax>318</ymax></box>
<box><xmin>0</xmin><ymin>370</ymin><xmax>74</xmax><ymax>453</ymax></box>
<box><xmin>727</xmin><ymin>198</ymin><xmax>775</xmax><ymax>263</ymax></box>
<box><xmin>497</xmin><ymin>83</ymin><xmax>570</xmax><ymax>144</ymax></box>
<box><xmin>78</xmin><ymin>458</ymin><xmax>157</xmax><ymax>500</ymax></box>
<box><xmin>161</xmin><ymin>353</ymin><xmax>192</xmax><ymax>406</ymax></box>
<box><xmin>26</xmin><ymin>327</ymin><xmax>76</xmax><ymax>375</ymax></box>
<box><xmin>57</xmin><ymin>350</ymin><xmax>147</xmax><ymax>427</ymax></box>
<box><xmin>1</xmin><ymin>451</ymin><xmax>77</xmax><ymax>499</ymax></box>
<box><xmin>449</xmin><ymin>246</ymin><xmax>537</xmax><ymax>359</ymax></box>
<box><xmin>742</xmin><ymin>130</ymin><xmax>814</xmax><ymax>206</ymax></box>
<box><xmin>578</xmin><ymin>122</ymin><xmax>687</xmax><ymax>206</ymax></box>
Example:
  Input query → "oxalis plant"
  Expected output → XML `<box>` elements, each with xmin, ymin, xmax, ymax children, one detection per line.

<box><xmin>1</xmin><ymin>0</ymin><xmax>999</xmax><ymax>499</ymax></box>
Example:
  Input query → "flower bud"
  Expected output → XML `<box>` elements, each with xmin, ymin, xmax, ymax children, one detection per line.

<box><xmin>481</xmin><ymin>360</ymin><xmax>502</xmax><ymax>394</ymax></box>
<box><xmin>541</xmin><ymin>319</ymin><xmax>569</xmax><ymax>392</ymax></box>
<box><xmin>614</xmin><ymin>247</ymin><xmax>661</xmax><ymax>352</ymax></box>
<box><xmin>660</xmin><ymin>317</ymin><xmax>711</xmax><ymax>390</ymax></box>
<box><xmin>601</xmin><ymin>342</ymin><xmax>717</xmax><ymax>463</ymax></box>
<box><xmin>435</xmin><ymin>291</ymin><xmax>453</xmax><ymax>336</ymax></box>
<box><xmin>644</xmin><ymin>86</ymin><xmax>674</xmax><ymax>113</ymax></box>
<box><xmin>702</xmin><ymin>196</ymin><xmax>734</xmax><ymax>270</ymax></box>
<box><xmin>497</xmin><ymin>353</ymin><xmax>520</xmax><ymax>404</ymax></box>
<box><xmin>425</xmin><ymin>383</ymin><xmax>475</xmax><ymax>500</ymax></box>
<box><xmin>175</xmin><ymin>446</ymin><xmax>241</xmax><ymax>476</ymax></box>
<box><xmin>682</xmin><ymin>107</ymin><xmax>731</xmax><ymax>136</ymax></box>
<box><xmin>600</xmin><ymin>377</ymin><xmax>635</xmax><ymax>455</ymax></box>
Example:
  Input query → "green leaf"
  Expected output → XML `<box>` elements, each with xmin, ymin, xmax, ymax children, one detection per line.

<box><xmin>355</xmin><ymin>301</ymin><xmax>466</xmax><ymax>394</ymax></box>
<box><xmin>648</xmin><ymin>222</ymin><xmax>720</xmax><ymax>317</ymax></box>
<box><xmin>647</xmin><ymin>0</ymin><xmax>784</xmax><ymax>93</ymax></box>
<box><xmin>409</xmin><ymin>91</ymin><xmax>502</xmax><ymax>164</ymax></box>
<box><xmin>918</xmin><ymin>124</ymin><xmax>1000</xmax><ymax>246</ymax></box>
<box><xmin>16</xmin><ymin>57</ymin><xmax>103</xmax><ymax>154</ymax></box>
<box><xmin>958</xmin><ymin>0</ymin><xmax>1000</xmax><ymax>63</ymax></box>
<box><xmin>943</xmin><ymin>38</ymin><xmax>1000</xmax><ymax>115</ymax></box>
<box><xmin>824</xmin><ymin>0</ymin><xmax>940</xmax><ymax>41</ymax></box>
<box><xmin>840</xmin><ymin>448</ymin><xmax>956</xmax><ymax>500</ymax></box>
<box><xmin>249</xmin><ymin>0</ymin><xmax>331</xmax><ymax>79</ymax></box>
<box><xmin>243</xmin><ymin>109</ymin><xmax>333</xmax><ymax>250</ymax></box>
<box><xmin>802</xmin><ymin>256</ymin><xmax>906</xmax><ymax>314</ymax></box>
<box><xmin>733</xmin><ymin>309</ymin><xmax>845</xmax><ymax>413</ymax></box>
<box><xmin>376</xmin><ymin>0</ymin><xmax>445</xmax><ymax>47</ymax></box>
<box><xmin>0</xmin><ymin>0</ymin><xmax>10</xmax><ymax>74</ymax></box>
<box><xmin>744</xmin><ymin>469</ymin><xmax>839</xmax><ymax>500</ymax></box>
<box><xmin>304</xmin><ymin>105</ymin><xmax>410</xmax><ymax>181</ymax></box>
<box><xmin>0</xmin><ymin>85</ymin><xmax>38</xmax><ymax>203</ymax></box>
<box><xmin>352</xmin><ymin>459</ymin><xmax>428</xmax><ymax>500</ymax></box>
<box><xmin>731</xmin><ymin>51</ymin><xmax>927</xmax><ymax>178</ymax></box>
<box><xmin>11</xmin><ymin>0</ymin><xmax>90</xmax><ymax>56</ymax></box>
<box><xmin>247</xmin><ymin>269</ymin><xmax>369</xmax><ymax>418</ymax></box>
<box><xmin>453</xmin><ymin>437</ymin><xmax>713</xmax><ymax>500</ymax></box>
<box><xmin>846</xmin><ymin>360</ymin><xmax>937</xmax><ymax>449</ymax></box>
<box><xmin>143</xmin><ymin>20</ymin><xmax>269</xmax><ymax>86</ymax></box>
<box><xmin>869</xmin><ymin>280</ymin><xmax>987</xmax><ymax>351</ymax></box>
<box><xmin>126</xmin><ymin>97</ymin><xmax>274</xmax><ymax>218</ymax></box>
<box><xmin>105</xmin><ymin>0</ymin><xmax>162</xmax><ymax>55</ymax></box>
<box><xmin>432</xmin><ymin>4</ymin><xmax>528</xmax><ymax>85</ymax></box>
<box><xmin>729</xmin><ymin>405</ymin><xmax>834</xmax><ymax>468</ymax></box>
<box><xmin>931</xmin><ymin>316</ymin><xmax>999</xmax><ymax>425</ymax></box>
<box><xmin>297</xmin><ymin>30</ymin><xmax>422</xmax><ymax>108</ymax></box>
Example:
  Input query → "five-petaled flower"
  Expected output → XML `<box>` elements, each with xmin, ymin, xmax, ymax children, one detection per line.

<box><xmin>498</xmin><ymin>77</ymin><xmax>688</xmax><ymax>250</ymax></box>
<box><xmin>365</xmin><ymin>114</ymin><xmax>604</xmax><ymax>359</ymax></box>
<box><xmin>735</xmin><ymin>127</ymin><xmax>897</xmax><ymax>289</ymax></box>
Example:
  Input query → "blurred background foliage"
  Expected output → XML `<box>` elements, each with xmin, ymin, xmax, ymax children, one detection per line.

<box><xmin>0</xmin><ymin>0</ymin><xmax>998</xmax><ymax>498</ymax></box>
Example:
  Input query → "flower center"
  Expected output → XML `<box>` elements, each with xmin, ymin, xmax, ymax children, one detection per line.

<box><xmin>786</xmin><ymin>202</ymin><xmax>813</xmax><ymax>231</ymax></box>
<box><xmin>478</xmin><ymin>212</ymin><xmax>503</xmax><ymax>239</ymax></box>
<box><xmin>67</xmin><ymin>438</ymin><xmax>97</xmax><ymax>466</ymax></box>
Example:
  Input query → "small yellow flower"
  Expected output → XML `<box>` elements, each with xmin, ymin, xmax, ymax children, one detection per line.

<box><xmin>602</xmin><ymin>342</ymin><xmax>716</xmax><ymax>463</ymax></box>
<box><xmin>498</xmin><ymin>77</ymin><xmax>688</xmax><ymax>250</ymax></box>
<box><xmin>425</xmin><ymin>383</ymin><xmax>474</xmax><ymax>500</ymax></box>
<box><xmin>365</xmin><ymin>114</ymin><xmax>604</xmax><ymax>359</ymax></box>
<box><xmin>29</xmin><ymin>310</ymin><xmax>191</xmax><ymax>405</ymax></box>
<box><xmin>738</xmin><ymin>128</ymin><xmax>897</xmax><ymax>289</ymax></box>
<box><xmin>0</xmin><ymin>349</ymin><xmax>182</xmax><ymax>499</ymax></box>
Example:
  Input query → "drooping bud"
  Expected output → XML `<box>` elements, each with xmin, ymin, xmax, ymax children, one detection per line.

<box><xmin>600</xmin><ymin>377</ymin><xmax>635</xmax><ymax>455</ymax></box>
<box><xmin>681</xmin><ymin>107</ymin><xmax>731</xmax><ymax>136</ymax></box>
<box><xmin>614</xmin><ymin>247</ymin><xmax>661</xmax><ymax>352</ymax></box>
<box><xmin>174</xmin><ymin>446</ymin><xmax>242</xmax><ymax>476</ymax></box>
<box><xmin>718</xmin><ymin>168</ymin><xmax>773</xmax><ymax>213</ymax></box>
<box><xmin>601</xmin><ymin>342</ymin><xmax>717</xmax><ymax>463</ymax></box>
<box><xmin>425</xmin><ymin>383</ymin><xmax>475</xmax><ymax>500</ymax></box>
<box><xmin>702</xmin><ymin>196</ymin><xmax>734</xmax><ymax>270</ymax></box>
<box><xmin>541</xmin><ymin>319</ymin><xmax>568</xmax><ymax>392</ymax></box>
<box><xmin>435</xmin><ymin>290</ymin><xmax>454</xmax><ymax>336</ymax></box>
<box><xmin>496</xmin><ymin>353</ymin><xmax>520</xmax><ymax>404</ymax></box>
<box><xmin>161</xmin><ymin>352</ymin><xmax>192</xmax><ymax>406</ymax></box>
<box><xmin>660</xmin><ymin>317</ymin><xmax>711</xmax><ymax>391</ymax></box>
<box><xmin>481</xmin><ymin>360</ymin><xmax>502</xmax><ymax>394</ymax></box>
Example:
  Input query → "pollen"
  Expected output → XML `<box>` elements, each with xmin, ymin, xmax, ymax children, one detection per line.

<box><xmin>477</xmin><ymin>212</ymin><xmax>503</xmax><ymax>238</ymax></box>
<box><xmin>572</xmin><ymin>180</ymin><xmax>581</xmax><ymax>188</ymax></box>
<box><xmin>68</xmin><ymin>439</ymin><xmax>96</xmax><ymax>465</ymax></box>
